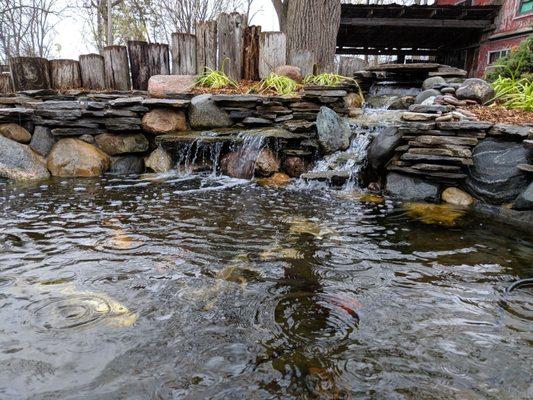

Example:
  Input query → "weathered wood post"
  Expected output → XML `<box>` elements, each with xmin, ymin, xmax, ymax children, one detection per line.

<box><xmin>0</xmin><ymin>73</ymin><xmax>14</xmax><ymax>93</ymax></box>
<box><xmin>79</xmin><ymin>54</ymin><xmax>106</xmax><ymax>90</ymax></box>
<box><xmin>171</xmin><ymin>33</ymin><xmax>197</xmax><ymax>75</ymax></box>
<box><xmin>338</xmin><ymin>56</ymin><xmax>367</xmax><ymax>77</ymax></box>
<box><xmin>195</xmin><ymin>20</ymin><xmax>217</xmax><ymax>74</ymax></box>
<box><xmin>103</xmin><ymin>45</ymin><xmax>131</xmax><ymax>91</ymax></box>
<box><xmin>9</xmin><ymin>57</ymin><xmax>51</xmax><ymax>91</ymax></box>
<box><xmin>49</xmin><ymin>59</ymin><xmax>82</xmax><ymax>91</ymax></box>
<box><xmin>217</xmin><ymin>13</ymin><xmax>246</xmax><ymax>81</ymax></box>
<box><xmin>259</xmin><ymin>32</ymin><xmax>287</xmax><ymax>79</ymax></box>
<box><xmin>128</xmin><ymin>40</ymin><xmax>150</xmax><ymax>90</ymax></box>
<box><xmin>288</xmin><ymin>50</ymin><xmax>315</xmax><ymax>78</ymax></box>
<box><xmin>148</xmin><ymin>43</ymin><xmax>170</xmax><ymax>77</ymax></box>
<box><xmin>242</xmin><ymin>25</ymin><xmax>261</xmax><ymax>81</ymax></box>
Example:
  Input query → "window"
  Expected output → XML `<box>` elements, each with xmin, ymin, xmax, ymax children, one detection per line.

<box><xmin>519</xmin><ymin>0</ymin><xmax>533</xmax><ymax>15</ymax></box>
<box><xmin>488</xmin><ymin>49</ymin><xmax>510</xmax><ymax>64</ymax></box>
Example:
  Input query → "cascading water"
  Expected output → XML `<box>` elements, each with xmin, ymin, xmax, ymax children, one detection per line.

<box><xmin>227</xmin><ymin>133</ymin><xmax>267</xmax><ymax>179</ymax></box>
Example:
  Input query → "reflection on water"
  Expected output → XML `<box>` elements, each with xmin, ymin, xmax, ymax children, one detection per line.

<box><xmin>0</xmin><ymin>173</ymin><xmax>532</xmax><ymax>400</ymax></box>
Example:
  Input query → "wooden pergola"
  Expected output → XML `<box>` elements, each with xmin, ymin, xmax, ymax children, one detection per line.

<box><xmin>337</xmin><ymin>3</ymin><xmax>501</xmax><ymax>65</ymax></box>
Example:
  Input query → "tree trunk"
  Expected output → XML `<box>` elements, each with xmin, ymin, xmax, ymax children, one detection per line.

<box><xmin>0</xmin><ymin>73</ymin><xmax>14</xmax><ymax>93</ymax></box>
<box><xmin>49</xmin><ymin>59</ymin><xmax>82</xmax><ymax>91</ymax></box>
<box><xmin>283</xmin><ymin>0</ymin><xmax>341</xmax><ymax>72</ymax></box>
<box><xmin>9</xmin><ymin>57</ymin><xmax>51</xmax><ymax>91</ymax></box>
<box><xmin>242</xmin><ymin>26</ymin><xmax>261</xmax><ymax>81</ymax></box>
<box><xmin>79</xmin><ymin>54</ymin><xmax>106</xmax><ymax>90</ymax></box>
<box><xmin>103</xmin><ymin>46</ymin><xmax>131</xmax><ymax>91</ymax></box>
<box><xmin>196</xmin><ymin>20</ymin><xmax>217</xmax><ymax>74</ymax></box>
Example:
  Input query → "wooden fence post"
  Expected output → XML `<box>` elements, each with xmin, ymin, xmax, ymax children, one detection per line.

<box><xmin>148</xmin><ymin>43</ymin><xmax>170</xmax><ymax>77</ymax></box>
<box><xmin>195</xmin><ymin>20</ymin><xmax>217</xmax><ymax>74</ymax></box>
<box><xmin>49</xmin><ymin>59</ymin><xmax>82</xmax><ymax>91</ymax></box>
<box><xmin>79</xmin><ymin>54</ymin><xmax>106</xmax><ymax>90</ymax></box>
<box><xmin>128</xmin><ymin>40</ymin><xmax>150</xmax><ymax>90</ymax></box>
<box><xmin>171</xmin><ymin>33</ymin><xmax>197</xmax><ymax>75</ymax></box>
<box><xmin>259</xmin><ymin>32</ymin><xmax>286</xmax><ymax>79</ymax></box>
<box><xmin>242</xmin><ymin>25</ymin><xmax>261</xmax><ymax>81</ymax></box>
<box><xmin>9</xmin><ymin>57</ymin><xmax>51</xmax><ymax>91</ymax></box>
<box><xmin>103</xmin><ymin>45</ymin><xmax>131</xmax><ymax>91</ymax></box>
<box><xmin>217</xmin><ymin>13</ymin><xmax>246</xmax><ymax>81</ymax></box>
<box><xmin>288</xmin><ymin>50</ymin><xmax>315</xmax><ymax>78</ymax></box>
<box><xmin>0</xmin><ymin>73</ymin><xmax>13</xmax><ymax>93</ymax></box>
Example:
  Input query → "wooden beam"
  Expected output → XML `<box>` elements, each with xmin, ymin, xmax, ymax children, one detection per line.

<box><xmin>336</xmin><ymin>47</ymin><xmax>438</xmax><ymax>56</ymax></box>
<box><xmin>340</xmin><ymin>18</ymin><xmax>491</xmax><ymax>29</ymax></box>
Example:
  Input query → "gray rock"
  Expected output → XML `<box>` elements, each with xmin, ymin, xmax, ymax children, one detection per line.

<box><xmin>440</xmin><ymin>87</ymin><xmax>456</xmax><ymax>95</ymax></box>
<box><xmin>0</xmin><ymin>135</ymin><xmax>50</xmax><ymax>181</ymax></box>
<box><xmin>422</xmin><ymin>76</ymin><xmax>446</xmax><ymax>90</ymax></box>
<box><xmin>95</xmin><ymin>133</ymin><xmax>149</xmax><ymax>156</ymax></box>
<box><xmin>388</xmin><ymin>96</ymin><xmax>415</xmax><ymax>110</ymax></box>
<box><xmin>456</xmin><ymin>78</ymin><xmax>495</xmax><ymax>105</ymax></box>
<box><xmin>409</xmin><ymin>104</ymin><xmax>454</xmax><ymax>114</ymax></box>
<box><xmin>109</xmin><ymin>156</ymin><xmax>145</xmax><ymax>175</ymax></box>
<box><xmin>79</xmin><ymin>134</ymin><xmax>95</xmax><ymax>144</ymax></box>
<box><xmin>386</xmin><ymin>172</ymin><xmax>440</xmax><ymax>202</ymax></box>
<box><xmin>466</xmin><ymin>139</ymin><xmax>529</xmax><ymax>204</ymax></box>
<box><xmin>29</xmin><ymin>126</ymin><xmax>56</xmax><ymax>157</ymax></box>
<box><xmin>513</xmin><ymin>183</ymin><xmax>533</xmax><ymax>211</ymax></box>
<box><xmin>189</xmin><ymin>94</ymin><xmax>232</xmax><ymax>129</ymax></box>
<box><xmin>316</xmin><ymin>107</ymin><xmax>351</xmax><ymax>154</ymax></box>
<box><xmin>489</xmin><ymin>124</ymin><xmax>532</xmax><ymax>140</ymax></box>
<box><xmin>367</xmin><ymin>127</ymin><xmax>402</xmax><ymax>170</ymax></box>
<box><xmin>415</xmin><ymin>89</ymin><xmax>441</xmax><ymax>105</ymax></box>
<box><xmin>301</xmin><ymin>171</ymin><xmax>351</xmax><ymax>186</ymax></box>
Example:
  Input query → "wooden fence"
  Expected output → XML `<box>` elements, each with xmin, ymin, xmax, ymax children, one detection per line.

<box><xmin>1</xmin><ymin>12</ymin><xmax>362</xmax><ymax>94</ymax></box>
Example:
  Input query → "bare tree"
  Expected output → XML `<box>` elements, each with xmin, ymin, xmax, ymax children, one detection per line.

<box><xmin>0</xmin><ymin>0</ymin><xmax>64</xmax><ymax>64</ymax></box>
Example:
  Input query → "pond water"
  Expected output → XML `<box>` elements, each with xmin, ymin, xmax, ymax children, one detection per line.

<box><xmin>0</xmin><ymin>173</ymin><xmax>532</xmax><ymax>400</ymax></box>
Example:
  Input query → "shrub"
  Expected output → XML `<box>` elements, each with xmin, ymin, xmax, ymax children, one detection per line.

<box><xmin>485</xmin><ymin>36</ymin><xmax>533</xmax><ymax>82</ymax></box>
<box><xmin>492</xmin><ymin>76</ymin><xmax>533</xmax><ymax>111</ymax></box>
<box><xmin>259</xmin><ymin>73</ymin><xmax>298</xmax><ymax>95</ymax></box>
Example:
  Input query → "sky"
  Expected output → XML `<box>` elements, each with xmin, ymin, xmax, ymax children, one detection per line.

<box><xmin>52</xmin><ymin>0</ymin><xmax>279</xmax><ymax>60</ymax></box>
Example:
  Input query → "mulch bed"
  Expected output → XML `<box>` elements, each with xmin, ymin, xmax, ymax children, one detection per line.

<box><xmin>189</xmin><ymin>80</ymin><xmax>304</xmax><ymax>97</ymax></box>
<box><xmin>465</xmin><ymin>104</ymin><xmax>533</xmax><ymax>125</ymax></box>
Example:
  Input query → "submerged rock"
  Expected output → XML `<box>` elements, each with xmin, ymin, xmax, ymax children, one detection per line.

<box><xmin>386</xmin><ymin>172</ymin><xmax>439</xmax><ymax>202</ymax></box>
<box><xmin>0</xmin><ymin>123</ymin><xmax>32</xmax><ymax>143</ymax></box>
<box><xmin>189</xmin><ymin>94</ymin><xmax>232</xmax><ymax>129</ymax></box>
<box><xmin>95</xmin><ymin>133</ymin><xmax>149</xmax><ymax>155</ymax></box>
<box><xmin>284</xmin><ymin>156</ymin><xmax>310</xmax><ymax>178</ymax></box>
<box><xmin>142</xmin><ymin>109</ymin><xmax>187</xmax><ymax>134</ymax></box>
<box><xmin>47</xmin><ymin>139</ymin><xmax>110</xmax><ymax>177</ymax></box>
<box><xmin>456</xmin><ymin>78</ymin><xmax>495</xmax><ymax>105</ymax></box>
<box><xmin>404</xmin><ymin>203</ymin><xmax>466</xmax><ymax>227</ymax></box>
<box><xmin>466</xmin><ymin>139</ymin><xmax>528</xmax><ymax>204</ymax></box>
<box><xmin>256</xmin><ymin>172</ymin><xmax>291</xmax><ymax>187</ymax></box>
<box><xmin>109</xmin><ymin>155</ymin><xmax>145</xmax><ymax>175</ymax></box>
<box><xmin>513</xmin><ymin>183</ymin><xmax>533</xmax><ymax>211</ymax></box>
<box><xmin>29</xmin><ymin>126</ymin><xmax>56</xmax><ymax>157</ymax></box>
<box><xmin>145</xmin><ymin>147</ymin><xmax>173</xmax><ymax>173</ymax></box>
<box><xmin>442</xmin><ymin>187</ymin><xmax>474</xmax><ymax>207</ymax></box>
<box><xmin>367</xmin><ymin>127</ymin><xmax>402</xmax><ymax>171</ymax></box>
<box><xmin>316</xmin><ymin>107</ymin><xmax>351</xmax><ymax>155</ymax></box>
<box><xmin>0</xmin><ymin>135</ymin><xmax>50</xmax><ymax>181</ymax></box>
<box><xmin>255</xmin><ymin>148</ymin><xmax>280</xmax><ymax>177</ymax></box>
<box><xmin>220</xmin><ymin>151</ymin><xmax>254</xmax><ymax>179</ymax></box>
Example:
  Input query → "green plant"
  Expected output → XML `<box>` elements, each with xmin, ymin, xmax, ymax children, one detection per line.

<box><xmin>195</xmin><ymin>59</ymin><xmax>237</xmax><ymax>89</ymax></box>
<box><xmin>259</xmin><ymin>73</ymin><xmax>298</xmax><ymax>95</ymax></box>
<box><xmin>303</xmin><ymin>73</ymin><xmax>348</xmax><ymax>86</ymax></box>
<box><xmin>485</xmin><ymin>36</ymin><xmax>533</xmax><ymax>82</ymax></box>
<box><xmin>492</xmin><ymin>76</ymin><xmax>533</xmax><ymax>111</ymax></box>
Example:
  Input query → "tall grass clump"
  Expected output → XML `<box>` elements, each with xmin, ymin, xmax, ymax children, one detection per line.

<box><xmin>492</xmin><ymin>76</ymin><xmax>533</xmax><ymax>111</ymax></box>
<box><xmin>259</xmin><ymin>73</ymin><xmax>298</xmax><ymax>95</ymax></box>
<box><xmin>195</xmin><ymin>59</ymin><xmax>237</xmax><ymax>89</ymax></box>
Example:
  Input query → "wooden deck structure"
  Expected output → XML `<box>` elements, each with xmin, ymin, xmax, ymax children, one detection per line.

<box><xmin>337</xmin><ymin>3</ymin><xmax>501</xmax><ymax>67</ymax></box>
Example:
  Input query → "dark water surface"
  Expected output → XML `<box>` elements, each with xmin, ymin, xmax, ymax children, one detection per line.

<box><xmin>0</xmin><ymin>174</ymin><xmax>532</xmax><ymax>400</ymax></box>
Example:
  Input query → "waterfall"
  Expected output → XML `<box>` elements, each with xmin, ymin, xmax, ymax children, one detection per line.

<box><xmin>174</xmin><ymin>139</ymin><xmax>225</xmax><ymax>176</ymax></box>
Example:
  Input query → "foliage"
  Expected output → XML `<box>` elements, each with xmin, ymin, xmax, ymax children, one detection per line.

<box><xmin>485</xmin><ymin>36</ymin><xmax>533</xmax><ymax>82</ymax></box>
<box><xmin>303</xmin><ymin>73</ymin><xmax>348</xmax><ymax>86</ymax></box>
<box><xmin>259</xmin><ymin>73</ymin><xmax>298</xmax><ymax>95</ymax></box>
<box><xmin>195</xmin><ymin>60</ymin><xmax>237</xmax><ymax>89</ymax></box>
<box><xmin>491</xmin><ymin>76</ymin><xmax>533</xmax><ymax>112</ymax></box>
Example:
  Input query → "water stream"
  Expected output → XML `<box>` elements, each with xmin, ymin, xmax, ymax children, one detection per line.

<box><xmin>0</xmin><ymin>175</ymin><xmax>532</xmax><ymax>399</ymax></box>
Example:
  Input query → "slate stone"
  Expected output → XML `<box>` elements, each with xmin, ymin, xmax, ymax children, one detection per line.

<box><xmin>466</xmin><ymin>139</ymin><xmax>529</xmax><ymax>204</ymax></box>
<box><xmin>513</xmin><ymin>183</ymin><xmax>533</xmax><ymax>211</ymax></box>
<box><xmin>437</xmin><ymin>121</ymin><xmax>493</xmax><ymax>131</ymax></box>
<box><xmin>409</xmin><ymin>104</ymin><xmax>454</xmax><ymax>114</ymax></box>
<box><xmin>386</xmin><ymin>172</ymin><xmax>440</xmax><ymax>201</ymax></box>
<box><xmin>29</xmin><ymin>126</ymin><xmax>56</xmax><ymax>157</ymax></box>
<box><xmin>489</xmin><ymin>124</ymin><xmax>532</xmax><ymax>140</ymax></box>
<box><xmin>415</xmin><ymin>89</ymin><xmax>441</xmax><ymax>105</ymax></box>
<box><xmin>422</xmin><ymin>76</ymin><xmax>446</xmax><ymax>90</ymax></box>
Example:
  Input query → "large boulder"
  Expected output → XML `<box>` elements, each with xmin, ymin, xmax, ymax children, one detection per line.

<box><xmin>415</xmin><ymin>89</ymin><xmax>440</xmax><ymax>105</ymax></box>
<box><xmin>316</xmin><ymin>107</ymin><xmax>351</xmax><ymax>155</ymax></box>
<box><xmin>0</xmin><ymin>123</ymin><xmax>32</xmax><ymax>143</ymax></box>
<box><xmin>142</xmin><ymin>109</ymin><xmax>187</xmax><ymax>134</ymax></box>
<box><xmin>466</xmin><ymin>139</ymin><xmax>529</xmax><ymax>204</ymax></box>
<box><xmin>386</xmin><ymin>172</ymin><xmax>439</xmax><ymax>202</ymax></box>
<box><xmin>95</xmin><ymin>133</ymin><xmax>149</xmax><ymax>156</ymax></box>
<box><xmin>29</xmin><ymin>126</ymin><xmax>56</xmax><ymax>157</ymax></box>
<box><xmin>220</xmin><ymin>151</ymin><xmax>254</xmax><ymax>179</ymax></box>
<box><xmin>47</xmin><ymin>139</ymin><xmax>110</xmax><ymax>177</ymax></box>
<box><xmin>145</xmin><ymin>147</ymin><xmax>173</xmax><ymax>173</ymax></box>
<box><xmin>0</xmin><ymin>135</ymin><xmax>50</xmax><ymax>181</ymax></box>
<box><xmin>255</xmin><ymin>148</ymin><xmax>280</xmax><ymax>177</ymax></box>
<box><xmin>456</xmin><ymin>78</ymin><xmax>495</xmax><ymax>105</ymax></box>
<box><xmin>189</xmin><ymin>94</ymin><xmax>232</xmax><ymax>129</ymax></box>
<box><xmin>422</xmin><ymin>76</ymin><xmax>446</xmax><ymax>90</ymax></box>
<box><xmin>274</xmin><ymin>65</ymin><xmax>302</xmax><ymax>83</ymax></box>
<box><xmin>109</xmin><ymin>156</ymin><xmax>145</xmax><ymax>175</ymax></box>
<box><xmin>367</xmin><ymin>127</ymin><xmax>402</xmax><ymax>171</ymax></box>
<box><xmin>513</xmin><ymin>183</ymin><xmax>533</xmax><ymax>211</ymax></box>
<box><xmin>148</xmin><ymin>75</ymin><xmax>196</xmax><ymax>98</ymax></box>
